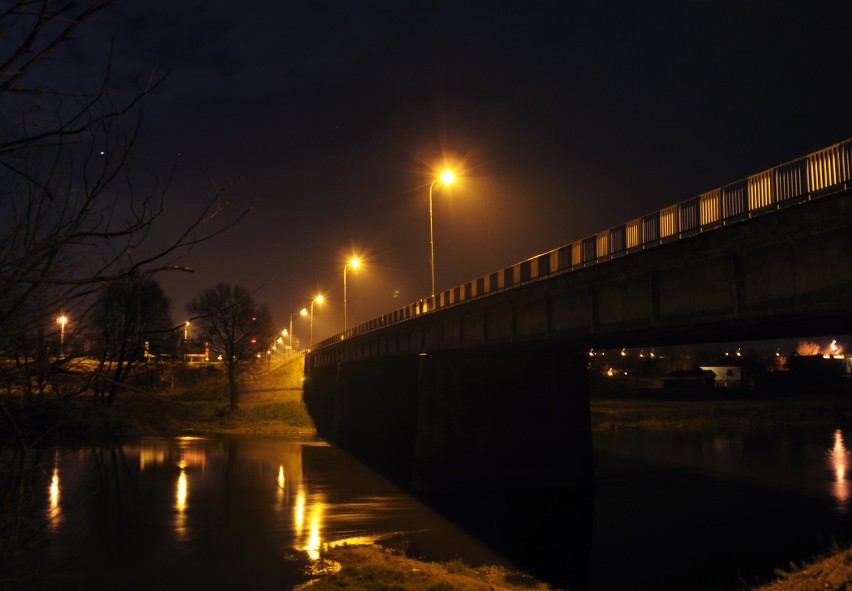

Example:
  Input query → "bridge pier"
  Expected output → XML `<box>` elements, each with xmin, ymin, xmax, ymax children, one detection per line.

<box><xmin>303</xmin><ymin>346</ymin><xmax>592</xmax><ymax>493</ymax></box>
<box><xmin>303</xmin><ymin>355</ymin><xmax>421</xmax><ymax>484</ymax></box>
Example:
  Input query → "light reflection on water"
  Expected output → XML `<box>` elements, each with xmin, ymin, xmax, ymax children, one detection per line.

<box><xmin>29</xmin><ymin>435</ymin><xmax>510</xmax><ymax>590</ymax></box>
<box><xmin>175</xmin><ymin>469</ymin><xmax>188</xmax><ymax>539</ymax></box>
<box><xmin>829</xmin><ymin>429</ymin><xmax>850</xmax><ymax>510</ymax></box>
<box><xmin>47</xmin><ymin>462</ymin><xmax>62</xmax><ymax>533</ymax></box>
<box><xmin>24</xmin><ymin>427</ymin><xmax>852</xmax><ymax>591</ymax></box>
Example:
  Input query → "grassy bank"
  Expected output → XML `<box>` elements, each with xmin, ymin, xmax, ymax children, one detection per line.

<box><xmin>0</xmin><ymin>354</ymin><xmax>316</xmax><ymax>447</ymax></box>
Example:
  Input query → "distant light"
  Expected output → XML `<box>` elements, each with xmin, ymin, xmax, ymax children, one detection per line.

<box><xmin>440</xmin><ymin>170</ymin><xmax>455</xmax><ymax>185</ymax></box>
<box><xmin>349</xmin><ymin>257</ymin><xmax>360</xmax><ymax>269</ymax></box>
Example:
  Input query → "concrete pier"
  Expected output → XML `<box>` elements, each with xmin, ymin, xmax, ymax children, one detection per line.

<box><xmin>303</xmin><ymin>346</ymin><xmax>592</xmax><ymax>492</ymax></box>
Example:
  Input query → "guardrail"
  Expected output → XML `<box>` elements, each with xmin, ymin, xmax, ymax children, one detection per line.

<box><xmin>315</xmin><ymin>137</ymin><xmax>852</xmax><ymax>350</ymax></box>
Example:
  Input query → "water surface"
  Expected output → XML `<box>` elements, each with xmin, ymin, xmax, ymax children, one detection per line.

<box><xmin>6</xmin><ymin>426</ymin><xmax>852</xmax><ymax>590</ymax></box>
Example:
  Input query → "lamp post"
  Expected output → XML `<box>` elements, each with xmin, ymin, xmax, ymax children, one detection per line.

<box><xmin>309</xmin><ymin>295</ymin><xmax>324</xmax><ymax>349</ymax></box>
<box><xmin>343</xmin><ymin>257</ymin><xmax>360</xmax><ymax>334</ymax></box>
<box><xmin>429</xmin><ymin>170</ymin><xmax>455</xmax><ymax>297</ymax></box>
<box><xmin>57</xmin><ymin>315</ymin><xmax>68</xmax><ymax>357</ymax></box>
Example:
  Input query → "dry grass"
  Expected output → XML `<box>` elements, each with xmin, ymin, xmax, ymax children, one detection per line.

<box><xmin>298</xmin><ymin>544</ymin><xmax>557</xmax><ymax>591</ymax></box>
<box><xmin>748</xmin><ymin>546</ymin><xmax>852</xmax><ymax>591</ymax></box>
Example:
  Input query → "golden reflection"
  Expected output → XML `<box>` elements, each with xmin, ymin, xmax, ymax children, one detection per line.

<box><xmin>828</xmin><ymin>429</ymin><xmax>849</xmax><ymax>509</ymax></box>
<box><xmin>175</xmin><ymin>469</ymin><xmax>188</xmax><ymax>539</ymax></box>
<box><xmin>294</xmin><ymin>489</ymin><xmax>306</xmax><ymax>536</ymax></box>
<box><xmin>47</xmin><ymin>465</ymin><xmax>62</xmax><ymax>532</ymax></box>
<box><xmin>139</xmin><ymin>444</ymin><xmax>167</xmax><ymax>470</ymax></box>
<box><xmin>275</xmin><ymin>465</ymin><xmax>287</xmax><ymax>508</ymax></box>
<box><xmin>305</xmin><ymin>504</ymin><xmax>324</xmax><ymax>561</ymax></box>
<box><xmin>139</xmin><ymin>437</ymin><xmax>209</xmax><ymax>471</ymax></box>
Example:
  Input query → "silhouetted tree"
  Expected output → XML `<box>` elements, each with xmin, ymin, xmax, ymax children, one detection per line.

<box><xmin>89</xmin><ymin>275</ymin><xmax>174</xmax><ymax>404</ymax></box>
<box><xmin>186</xmin><ymin>283</ymin><xmax>276</xmax><ymax>410</ymax></box>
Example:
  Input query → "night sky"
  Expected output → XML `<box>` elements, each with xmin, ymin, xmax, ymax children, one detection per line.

<box><xmin>69</xmin><ymin>1</ymin><xmax>852</xmax><ymax>344</ymax></box>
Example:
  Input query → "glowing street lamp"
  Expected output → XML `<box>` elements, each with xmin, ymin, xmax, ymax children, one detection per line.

<box><xmin>309</xmin><ymin>295</ymin><xmax>324</xmax><ymax>349</ymax></box>
<box><xmin>57</xmin><ymin>315</ymin><xmax>68</xmax><ymax>357</ymax></box>
<box><xmin>343</xmin><ymin>257</ymin><xmax>361</xmax><ymax>334</ymax></box>
<box><xmin>429</xmin><ymin>169</ymin><xmax>455</xmax><ymax>297</ymax></box>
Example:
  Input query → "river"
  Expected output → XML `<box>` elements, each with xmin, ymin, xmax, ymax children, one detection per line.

<box><xmin>3</xmin><ymin>427</ymin><xmax>852</xmax><ymax>590</ymax></box>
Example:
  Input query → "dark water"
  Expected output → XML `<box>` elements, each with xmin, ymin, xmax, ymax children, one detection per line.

<box><xmin>4</xmin><ymin>427</ymin><xmax>852</xmax><ymax>590</ymax></box>
<box><xmin>591</xmin><ymin>428</ymin><xmax>852</xmax><ymax>590</ymax></box>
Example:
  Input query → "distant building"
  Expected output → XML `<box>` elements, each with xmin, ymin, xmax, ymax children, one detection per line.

<box><xmin>700</xmin><ymin>358</ymin><xmax>745</xmax><ymax>388</ymax></box>
<box><xmin>700</xmin><ymin>355</ymin><xmax>781</xmax><ymax>388</ymax></box>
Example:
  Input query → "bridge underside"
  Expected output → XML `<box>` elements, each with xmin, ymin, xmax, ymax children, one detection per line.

<box><xmin>304</xmin><ymin>345</ymin><xmax>592</xmax><ymax>492</ymax></box>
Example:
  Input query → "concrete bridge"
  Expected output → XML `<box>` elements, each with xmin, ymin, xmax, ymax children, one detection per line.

<box><xmin>303</xmin><ymin>138</ymin><xmax>852</xmax><ymax>493</ymax></box>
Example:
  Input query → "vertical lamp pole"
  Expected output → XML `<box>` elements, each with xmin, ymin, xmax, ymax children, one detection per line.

<box><xmin>290</xmin><ymin>309</ymin><xmax>307</xmax><ymax>350</ymax></box>
<box><xmin>343</xmin><ymin>257</ymin><xmax>360</xmax><ymax>334</ymax></box>
<box><xmin>309</xmin><ymin>295</ymin><xmax>323</xmax><ymax>349</ymax></box>
<box><xmin>429</xmin><ymin>170</ymin><xmax>455</xmax><ymax>298</ymax></box>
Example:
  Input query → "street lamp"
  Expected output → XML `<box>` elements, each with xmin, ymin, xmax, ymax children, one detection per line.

<box><xmin>57</xmin><ymin>315</ymin><xmax>68</xmax><ymax>357</ymax></box>
<box><xmin>309</xmin><ymin>295</ymin><xmax>324</xmax><ymax>349</ymax></box>
<box><xmin>343</xmin><ymin>257</ymin><xmax>360</xmax><ymax>334</ymax></box>
<box><xmin>429</xmin><ymin>169</ymin><xmax>455</xmax><ymax>297</ymax></box>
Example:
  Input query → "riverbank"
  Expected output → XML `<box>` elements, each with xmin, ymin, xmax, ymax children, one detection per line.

<box><xmin>292</xmin><ymin>542</ymin><xmax>852</xmax><ymax>591</ymax></box>
<box><xmin>590</xmin><ymin>389</ymin><xmax>852</xmax><ymax>431</ymax></box>
<box><xmin>0</xmin><ymin>355</ymin><xmax>317</xmax><ymax>446</ymax></box>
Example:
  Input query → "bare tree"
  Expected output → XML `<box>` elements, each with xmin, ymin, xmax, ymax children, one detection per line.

<box><xmin>186</xmin><ymin>283</ymin><xmax>276</xmax><ymax>410</ymax></box>
<box><xmin>0</xmin><ymin>1</ymin><xmax>251</xmax><ymax>404</ymax></box>
<box><xmin>89</xmin><ymin>274</ymin><xmax>174</xmax><ymax>404</ymax></box>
